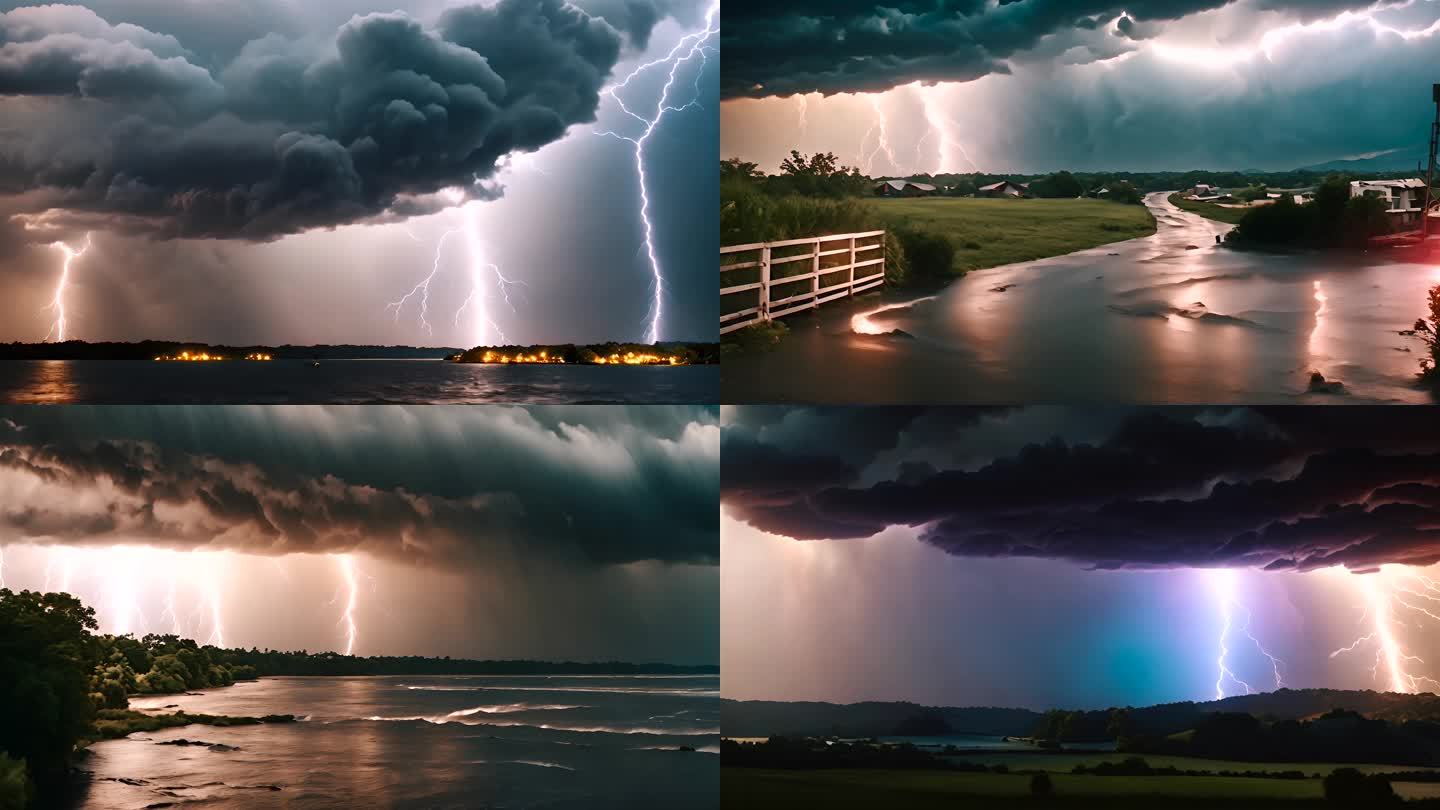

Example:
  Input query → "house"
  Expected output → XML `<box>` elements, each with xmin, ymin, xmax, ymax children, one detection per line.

<box><xmin>1350</xmin><ymin>179</ymin><xmax>1427</xmax><ymax>226</ymax></box>
<box><xmin>978</xmin><ymin>180</ymin><xmax>1029</xmax><ymax>198</ymax></box>
<box><xmin>1088</xmin><ymin>186</ymin><xmax>1109</xmax><ymax>198</ymax></box>
<box><xmin>1191</xmin><ymin>183</ymin><xmax>1219</xmax><ymax>197</ymax></box>
<box><xmin>875</xmin><ymin>179</ymin><xmax>938</xmax><ymax>197</ymax></box>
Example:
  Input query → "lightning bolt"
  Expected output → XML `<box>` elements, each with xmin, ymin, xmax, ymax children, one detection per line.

<box><xmin>388</xmin><ymin>203</ymin><xmax>525</xmax><ymax>347</ymax></box>
<box><xmin>1206</xmin><ymin>569</ymin><xmax>1285</xmax><ymax>699</ymax></box>
<box><xmin>796</xmin><ymin>93</ymin><xmax>810</xmax><ymax>137</ymax></box>
<box><xmin>917</xmin><ymin>84</ymin><xmax>979</xmax><ymax>174</ymax></box>
<box><xmin>594</xmin><ymin>1</ymin><xmax>718</xmax><ymax>344</ymax></box>
<box><xmin>1331</xmin><ymin>569</ymin><xmax>1440</xmax><ymax>694</ymax></box>
<box><xmin>863</xmin><ymin>96</ymin><xmax>896</xmax><ymax>177</ymax></box>
<box><xmin>44</xmin><ymin>233</ymin><xmax>91</xmax><ymax>342</ymax></box>
<box><xmin>336</xmin><ymin>554</ymin><xmax>359</xmax><ymax>656</ymax></box>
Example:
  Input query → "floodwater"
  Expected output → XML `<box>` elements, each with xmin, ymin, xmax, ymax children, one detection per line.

<box><xmin>722</xmin><ymin>193</ymin><xmax>1440</xmax><ymax>404</ymax></box>
<box><xmin>72</xmin><ymin>675</ymin><xmax>720</xmax><ymax>809</ymax></box>
<box><xmin>0</xmin><ymin>359</ymin><xmax>718</xmax><ymax>404</ymax></box>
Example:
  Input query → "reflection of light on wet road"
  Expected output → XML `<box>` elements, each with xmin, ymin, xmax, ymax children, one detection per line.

<box><xmin>852</xmin><ymin>297</ymin><xmax>935</xmax><ymax>334</ymax></box>
<box><xmin>1308</xmin><ymin>280</ymin><xmax>1328</xmax><ymax>364</ymax></box>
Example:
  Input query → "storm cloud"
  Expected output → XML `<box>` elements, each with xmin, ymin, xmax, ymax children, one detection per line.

<box><xmin>720</xmin><ymin>0</ymin><xmax>1396</xmax><ymax>98</ymax></box>
<box><xmin>0</xmin><ymin>0</ymin><xmax>660</xmax><ymax>240</ymax></box>
<box><xmin>721</xmin><ymin>407</ymin><xmax>1440</xmax><ymax>572</ymax></box>
<box><xmin>0</xmin><ymin>405</ymin><xmax>718</xmax><ymax>567</ymax></box>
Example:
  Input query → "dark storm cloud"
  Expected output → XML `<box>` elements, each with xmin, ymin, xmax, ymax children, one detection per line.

<box><xmin>719</xmin><ymin>0</ymin><xmax>1390</xmax><ymax>98</ymax></box>
<box><xmin>721</xmin><ymin>407</ymin><xmax>1440</xmax><ymax>571</ymax></box>
<box><xmin>0</xmin><ymin>0</ymin><xmax>674</xmax><ymax>240</ymax></box>
<box><xmin>0</xmin><ymin>405</ymin><xmax>718</xmax><ymax>567</ymax></box>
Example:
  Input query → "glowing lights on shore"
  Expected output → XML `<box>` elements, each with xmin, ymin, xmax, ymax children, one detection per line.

<box><xmin>153</xmin><ymin>351</ymin><xmax>272</xmax><ymax>361</ymax></box>
<box><xmin>478</xmin><ymin>349</ymin><xmax>565</xmax><ymax>364</ymax></box>
<box><xmin>594</xmin><ymin>351</ymin><xmax>684</xmax><ymax>365</ymax></box>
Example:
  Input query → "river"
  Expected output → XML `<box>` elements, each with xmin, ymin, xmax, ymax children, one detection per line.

<box><xmin>72</xmin><ymin>675</ymin><xmax>720</xmax><ymax>809</ymax></box>
<box><xmin>0</xmin><ymin>360</ymin><xmax>717</xmax><ymax>404</ymax></box>
<box><xmin>722</xmin><ymin>192</ymin><xmax>1440</xmax><ymax>403</ymax></box>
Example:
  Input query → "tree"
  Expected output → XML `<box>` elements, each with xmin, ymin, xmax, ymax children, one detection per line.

<box><xmin>1106</xmin><ymin>708</ymin><xmax>1133</xmax><ymax>743</ymax></box>
<box><xmin>770</xmin><ymin>151</ymin><xmax>868</xmax><ymax>198</ymax></box>
<box><xmin>1339</xmin><ymin>194</ymin><xmax>1391</xmax><ymax>246</ymax></box>
<box><xmin>1415</xmin><ymin>285</ymin><xmax>1440</xmax><ymax>385</ymax></box>
<box><xmin>0</xmin><ymin>589</ymin><xmax>101</xmax><ymax>795</ymax></box>
<box><xmin>1030</xmin><ymin>772</ymin><xmax>1054</xmax><ymax>798</ymax></box>
<box><xmin>1106</xmin><ymin>181</ymin><xmax>1143</xmax><ymax>205</ymax></box>
<box><xmin>1031</xmin><ymin>171</ymin><xmax>1083</xmax><ymax>199</ymax></box>
<box><xmin>720</xmin><ymin>158</ymin><xmax>763</xmax><ymax>182</ymax></box>
<box><xmin>1323</xmin><ymin>767</ymin><xmax>1398</xmax><ymax>805</ymax></box>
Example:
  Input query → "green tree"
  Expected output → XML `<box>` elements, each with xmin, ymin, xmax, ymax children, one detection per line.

<box><xmin>0</xmin><ymin>589</ymin><xmax>101</xmax><ymax>795</ymax></box>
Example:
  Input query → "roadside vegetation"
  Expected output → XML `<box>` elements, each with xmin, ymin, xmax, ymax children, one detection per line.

<box><xmin>1226</xmin><ymin>176</ymin><xmax>1392</xmax><ymax>248</ymax></box>
<box><xmin>721</xmin><ymin>153</ymin><xmax>1155</xmax><ymax>351</ymax></box>
<box><xmin>1415</xmin><ymin>285</ymin><xmax>1440</xmax><ymax>392</ymax></box>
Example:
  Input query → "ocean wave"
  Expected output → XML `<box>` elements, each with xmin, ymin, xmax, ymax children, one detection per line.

<box><xmin>358</xmin><ymin>715</ymin><xmax>718</xmax><ymax>736</ymax></box>
<box><xmin>445</xmin><ymin>703</ymin><xmax>586</xmax><ymax>717</ymax></box>
<box><xmin>402</xmin><ymin>685</ymin><xmax>719</xmax><ymax>697</ymax></box>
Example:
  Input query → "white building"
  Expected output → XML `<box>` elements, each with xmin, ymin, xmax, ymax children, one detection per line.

<box><xmin>1349</xmin><ymin>179</ymin><xmax>1427</xmax><ymax>226</ymax></box>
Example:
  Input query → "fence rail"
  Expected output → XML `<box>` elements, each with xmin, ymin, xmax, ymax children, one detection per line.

<box><xmin>720</xmin><ymin>230</ymin><xmax>886</xmax><ymax>335</ymax></box>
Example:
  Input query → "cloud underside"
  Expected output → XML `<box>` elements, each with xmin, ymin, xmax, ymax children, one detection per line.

<box><xmin>718</xmin><ymin>0</ymin><xmax>1390</xmax><ymax>98</ymax></box>
<box><xmin>721</xmin><ymin>407</ymin><xmax>1440</xmax><ymax>572</ymax></box>
<box><xmin>0</xmin><ymin>406</ymin><xmax>718</xmax><ymax>567</ymax></box>
<box><xmin>0</xmin><ymin>0</ymin><xmax>668</xmax><ymax>239</ymax></box>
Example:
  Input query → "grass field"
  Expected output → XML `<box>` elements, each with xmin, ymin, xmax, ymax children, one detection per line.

<box><xmin>1167</xmin><ymin>191</ymin><xmax>1251</xmax><ymax>224</ymax></box>
<box><xmin>953</xmin><ymin>751</ymin><xmax>1440</xmax><ymax>777</ymax></box>
<box><xmin>723</xmin><ymin>768</ymin><xmax>1329</xmax><ymax>809</ymax></box>
<box><xmin>869</xmin><ymin>197</ymin><xmax>1156</xmax><ymax>273</ymax></box>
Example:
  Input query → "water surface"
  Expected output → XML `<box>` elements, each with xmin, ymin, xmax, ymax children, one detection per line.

<box><xmin>723</xmin><ymin>193</ymin><xmax>1439</xmax><ymax>404</ymax></box>
<box><xmin>75</xmin><ymin>674</ymin><xmax>719</xmax><ymax>809</ymax></box>
<box><xmin>0</xmin><ymin>360</ymin><xmax>718</xmax><ymax>404</ymax></box>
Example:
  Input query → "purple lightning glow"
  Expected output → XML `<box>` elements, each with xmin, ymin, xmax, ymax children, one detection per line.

<box><xmin>594</xmin><ymin>2</ymin><xmax>718</xmax><ymax>344</ymax></box>
<box><xmin>1206</xmin><ymin>569</ymin><xmax>1285</xmax><ymax>699</ymax></box>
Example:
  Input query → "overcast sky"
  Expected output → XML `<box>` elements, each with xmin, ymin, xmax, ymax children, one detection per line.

<box><xmin>0</xmin><ymin>0</ymin><xmax>717</xmax><ymax>345</ymax></box>
<box><xmin>720</xmin><ymin>0</ymin><xmax>1440</xmax><ymax>173</ymax></box>
<box><xmin>722</xmin><ymin>406</ymin><xmax>1440</xmax><ymax>708</ymax></box>
<box><xmin>0</xmin><ymin>405</ymin><xmax>719</xmax><ymax>664</ymax></box>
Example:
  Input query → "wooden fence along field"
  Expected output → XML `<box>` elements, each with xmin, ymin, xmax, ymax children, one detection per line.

<box><xmin>720</xmin><ymin>230</ymin><xmax>886</xmax><ymax>334</ymax></box>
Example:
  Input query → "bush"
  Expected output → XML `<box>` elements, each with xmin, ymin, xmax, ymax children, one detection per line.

<box><xmin>1030</xmin><ymin>772</ymin><xmax>1054</xmax><ymax>798</ymax></box>
<box><xmin>1323</xmin><ymin>768</ymin><xmax>1398</xmax><ymax>805</ymax></box>
<box><xmin>894</xmin><ymin>228</ymin><xmax>955</xmax><ymax>279</ymax></box>
<box><xmin>883</xmin><ymin>231</ymin><xmax>909</xmax><ymax>286</ymax></box>
<box><xmin>1417</xmin><ymin>285</ymin><xmax>1439</xmax><ymax>385</ymax></box>
<box><xmin>0</xmin><ymin>753</ymin><xmax>30</xmax><ymax>810</ymax></box>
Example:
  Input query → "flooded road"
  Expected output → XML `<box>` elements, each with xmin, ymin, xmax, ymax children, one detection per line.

<box><xmin>723</xmin><ymin>192</ymin><xmax>1440</xmax><ymax>404</ymax></box>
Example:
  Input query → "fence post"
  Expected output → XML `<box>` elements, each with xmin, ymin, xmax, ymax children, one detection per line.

<box><xmin>811</xmin><ymin>238</ymin><xmax>820</xmax><ymax>310</ymax></box>
<box><xmin>878</xmin><ymin>232</ymin><xmax>885</xmax><ymax>288</ymax></box>
<box><xmin>759</xmin><ymin>245</ymin><xmax>771</xmax><ymax>321</ymax></box>
<box><xmin>848</xmin><ymin>236</ymin><xmax>857</xmax><ymax>298</ymax></box>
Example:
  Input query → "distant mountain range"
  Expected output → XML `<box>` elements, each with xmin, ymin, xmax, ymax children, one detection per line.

<box><xmin>1297</xmin><ymin>150</ymin><xmax>1429</xmax><ymax>174</ymax></box>
<box><xmin>724</xmin><ymin>689</ymin><xmax>1440</xmax><ymax>739</ymax></box>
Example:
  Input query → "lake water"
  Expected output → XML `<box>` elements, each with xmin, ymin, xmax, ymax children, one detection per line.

<box><xmin>723</xmin><ymin>192</ymin><xmax>1440</xmax><ymax>404</ymax></box>
<box><xmin>0</xmin><ymin>360</ymin><xmax>718</xmax><ymax>404</ymax></box>
<box><xmin>73</xmin><ymin>674</ymin><xmax>720</xmax><ymax>809</ymax></box>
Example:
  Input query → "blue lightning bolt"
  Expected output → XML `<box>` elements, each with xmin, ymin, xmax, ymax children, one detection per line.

<box><xmin>1206</xmin><ymin>569</ymin><xmax>1285</xmax><ymax>699</ymax></box>
<box><xmin>594</xmin><ymin>2</ymin><xmax>718</xmax><ymax>344</ymax></box>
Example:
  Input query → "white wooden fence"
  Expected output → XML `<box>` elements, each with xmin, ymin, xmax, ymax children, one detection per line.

<box><xmin>720</xmin><ymin>230</ymin><xmax>886</xmax><ymax>335</ymax></box>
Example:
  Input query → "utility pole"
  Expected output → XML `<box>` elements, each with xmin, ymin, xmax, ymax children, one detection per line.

<box><xmin>1424</xmin><ymin>83</ymin><xmax>1439</xmax><ymax>240</ymax></box>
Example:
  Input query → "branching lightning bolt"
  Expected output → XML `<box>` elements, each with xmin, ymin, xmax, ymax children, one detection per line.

<box><xmin>917</xmin><ymin>84</ymin><xmax>979</xmax><ymax>174</ymax></box>
<box><xmin>44</xmin><ymin>233</ymin><xmax>91</xmax><ymax>342</ymax></box>
<box><xmin>593</xmin><ymin>2</ymin><xmax>718</xmax><ymax>344</ymax></box>
<box><xmin>1332</xmin><ymin>569</ymin><xmax>1440</xmax><ymax>694</ymax></box>
<box><xmin>862</xmin><ymin>96</ymin><xmax>896</xmax><ymax>177</ymax></box>
<box><xmin>1206</xmin><ymin>569</ymin><xmax>1284</xmax><ymax>699</ymax></box>
<box><xmin>336</xmin><ymin>554</ymin><xmax>359</xmax><ymax>656</ymax></box>
<box><xmin>388</xmin><ymin>205</ymin><xmax>525</xmax><ymax>346</ymax></box>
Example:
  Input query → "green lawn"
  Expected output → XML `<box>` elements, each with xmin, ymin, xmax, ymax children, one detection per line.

<box><xmin>1167</xmin><ymin>191</ymin><xmax>1251</xmax><ymax>224</ymax></box>
<box><xmin>869</xmin><ymin>197</ymin><xmax>1156</xmax><ymax>273</ymax></box>
<box><xmin>954</xmin><ymin>751</ymin><xmax>1440</xmax><ymax>778</ymax></box>
<box><xmin>723</xmin><ymin>768</ymin><xmax>1326</xmax><ymax>809</ymax></box>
